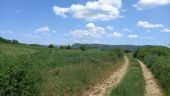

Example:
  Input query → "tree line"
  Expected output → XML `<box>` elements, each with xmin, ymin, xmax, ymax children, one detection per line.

<box><xmin>0</xmin><ymin>36</ymin><xmax>19</xmax><ymax>44</ymax></box>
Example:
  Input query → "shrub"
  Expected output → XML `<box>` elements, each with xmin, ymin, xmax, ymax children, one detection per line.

<box><xmin>0</xmin><ymin>63</ymin><xmax>40</xmax><ymax>96</ymax></box>
<box><xmin>80</xmin><ymin>45</ymin><xmax>87</xmax><ymax>51</ymax></box>
<box><xmin>66</xmin><ymin>45</ymin><xmax>71</xmax><ymax>50</ymax></box>
<box><xmin>12</xmin><ymin>39</ymin><xmax>19</xmax><ymax>44</ymax></box>
<box><xmin>59</xmin><ymin>45</ymin><xmax>65</xmax><ymax>49</ymax></box>
<box><xmin>48</xmin><ymin>44</ymin><xmax>55</xmax><ymax>48</ymax></box>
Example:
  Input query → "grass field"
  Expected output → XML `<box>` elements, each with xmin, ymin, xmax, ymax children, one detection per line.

<box><xmin>0</xmin><ymin>43</ymin><xmax>124</xmax><ymax>96</ymax></box>
<box><xmin>110</xmin><ymin>55</ymin><xmax>145</xmax><ymax>96</ymax></box>
<box><xmin>134</xmin><ymin>46</ymin><xmax>170</xmax><ymax>96</ymax></box>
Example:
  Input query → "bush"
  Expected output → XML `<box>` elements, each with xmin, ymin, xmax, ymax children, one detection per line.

<box><xmin>59</xmin><ymin>45</ymin><xmax>65</xmax><ymax>49</ymax></box>
<box><xmin>48</xmin><ymin>44</ymin><xmax>55</xmax><ymax>48</ymax></box>
<box><xmin>66</xmin><ymin>45</ymin><xmax>71</xmax><ymax>50</ymax></box>
<box><xmin>0</xmin><ymin>63</ymin><xmax>40</xmax><ymax>96</ymax></box>
<box><xmin>80</xmin><ymin>45</ymin><xmax>87</xmax><ymax>51</ymax></box>
<box><xmin>124</xmin><ymin>49</ymin><xmax>132</xmax><ymax>53</ymax></box>
<box><xmin>0</xmin><ymin>36</ymin><xmax>20</xmax><ymax>44</ymax></box>
<box><xmin>12</xmin><ymin>40</ymin><xmax>19</xmax><ymax>44</ymax></box>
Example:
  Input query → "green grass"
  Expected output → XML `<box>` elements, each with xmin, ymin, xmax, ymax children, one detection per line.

<box><xmin>134</xmin><ymin>46</ymin><xmax>170</xmax><ymax>96</ymax></box>
<box><xmin>0</xmin><ymin>43</ymin><xmax>124</xmax><ymax>96</ymax></box>
<box><xmin>110</xmin><ymin>56</ymin><xmax>145</xmax><ymax>96</ymax></box>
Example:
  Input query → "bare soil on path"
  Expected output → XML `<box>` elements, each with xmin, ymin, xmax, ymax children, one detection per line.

<box><xmin>138</xmin><ymin>60</ymin><xmax>164</xmax><ymax>96</ymax></box>
<box><xmin>82</xmin><ymin>56</ymin><xmax>129</xmax><ymax>96</ymax></box>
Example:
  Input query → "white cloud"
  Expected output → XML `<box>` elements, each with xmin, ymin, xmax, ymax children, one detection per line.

<box><xmin>134</xmin><ymin>0</ymin><xmax>170</xmax><ymax>10</ymax></box>
<box><xmin>128</xmin><ymin>34</ymin><xmax>138</xmax><ymax>38</ymax></box>
<box><xmin>137</xmin><ymin>21</ymin><xmax>164</xmax><ymax>28</ymax></box>
<box><xmin>162</xmin><ymin>28</ymin><xmax>170</xmax><ymax>32</ymax></box>
<box><xmin>53</xmin><ymin>7</ymin><xmax>69</xmax><ymax>18</ymax></box>
<box><xmin>35</xmin><ymin>26</ymin><xmax>50</xmax><ymax>32</ymax></box>
<box><xmin>123</xmin><ymin>28</ymin><xmax>133</xmax><ymax>32</ymax></box>
<box><xmin>69</xmin><ymin>23</ymin><xmax>106</xmax><ymax>38</ymax></box>
<box><xmin>106</xmin><ymin>26</ymin><xmax>114</xmax><ymax>30</ymax></box>
<box><xmin>108</xmin><ymin>32</ymin><xmax>123</xmax><ymax>37</ymax></box>
<box><xmin>53</xmin><ymin>0</ymin><xmax>122</xmax><ymax>21</ymax></box>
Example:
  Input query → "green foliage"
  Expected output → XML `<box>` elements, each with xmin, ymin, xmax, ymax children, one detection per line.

<box><xmin>134</xmin><ymin>46</ymin><xmax>170</xmax><ymax>96</ymax></box>
<box><xmin>66</xmin><ymin>45</ymin><xmax>71</xmax><ymax>50</ymax></box>
<box><xmin>59</xmin><ymin>45</ymin><xmax>72</xmax><ymax>50</ymax></box>
<box><xmin>59</xmin><ymin>45</ymin><xmax>65</xmax><ymax>49</ymax></box>
<box><xmin>0</xmin><ymin>43</ymin><xmax>124</xmax><ymax>96</ymax></box>
<box><xmin>0</xmin><ymin>36</ymin><xmax>20</xmax><ymax>44</ymax></box>
<box><xmin>80</xmin><ymin>45</ymin><xmax>87</xmax><ymax>51</ymax></box>
<box><xmin>109</xmin><ymin>48</ymin><xmax>124</xmax><ymax>59</ymax></box>
<box><xmin>110</xmin><ymin>57</ymin><xmax>145</xmax><ymax>96</ymax></box>
<box><xmin>124</xmin><ymin>49</ymin><xmax>132</xmax><ymax>53</ymax></box>
<box><xmin>0</xmin><ymin>47</ymin><xmax>40</xmax><ymax>96</ymax></box>
<box><xmin>29</xmin><ymin>44</ymin><xmax>43</xmax><ymax>47</ymax></box>
<box><xmin>48</xmin><ymin>44</ymin><xmax>55</xmax><ymax>48</ymax></box>
<box><xmin>12</xmin><ymin>39</ymin><xmax>19</xmax><ymax>44</ymax></box>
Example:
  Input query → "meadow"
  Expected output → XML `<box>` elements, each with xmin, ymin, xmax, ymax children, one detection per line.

<box><xmin>0</xmin><ymin>43</ymin><xmax>124</xmax><ymax>96</ymax></box>
<box><xmin>134</xmin><ymin>46</ymin><xmax>170</xmax><ymax>96</ymax></box>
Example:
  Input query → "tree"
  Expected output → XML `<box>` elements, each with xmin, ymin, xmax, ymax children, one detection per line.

<box><xmin>59</xmin><ymin>45</ymin><xmax>65</xmax><ymax>49</ymax></box>
<box><xmin>5</xmin><ymin>40</ymin><xmax>12</xmax><ymax>43</ymax></box>
<box><xmin>0</xmin><ymin>36</ymin><xmax>5</xmax><ymax>42</ymax></box>
<box><xmin>124</xmin><ymin>49</ymin><xmax>132</xmax><ymax>53</ymax></box>
<box><xmin>80</xmin><ymin>45</ymin><xmax>87</xmax><ymax>51</ymax></box>
<box><xmin>66</xmin><ymin>45</ymin><xmax>71</xmax><ymax>50</ymax></box>
<box><xmin>12</xmin><ymin>39</ymin><xmax>19</xmax><ymax>44</ymax></box>
<box><xmin>48</xmin><ymin>44</ymin><xmax>55</xmax><ymax>48</ymax></box>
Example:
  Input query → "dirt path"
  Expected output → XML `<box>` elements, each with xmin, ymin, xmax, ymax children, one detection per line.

<box><xmin>82</xmin><ymin>56</ymin><xmax>129</xmax><ymax>96</ymax></box>
<box><xmin>138</xmin><ymin>60</ymin><xmax>164</xmax><ymax>96</ymax></box>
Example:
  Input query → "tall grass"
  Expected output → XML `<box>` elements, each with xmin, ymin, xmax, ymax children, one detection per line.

<box><xmin>134</xmin><ymin>46</ymin><xmax>170</xmax><ymax>96</ymax></box>
<box><xmin>0</xmin><ymin>43</ymin><xmax>124</xmax><ymax>96</ymax></box>
<box><xmin>110</xmin><ymin>56</ymin><xmax>145</xmax><ymax>96</ymax></box>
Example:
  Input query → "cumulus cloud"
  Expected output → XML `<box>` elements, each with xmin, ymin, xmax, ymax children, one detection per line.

<box><xmin>53</xmin><ymin>7</ymin><xmax>69</xmax><ymax>18</ymax></box>
<box><xmin>128</xmin><ymin>35</ymin><xmax>138</xmax><ymax>38</ymax></box>
<box><xmin>35</xmin><ymin>26</ymin><xmax>50</xmax><ymax>32</ymax></box>
<box><xmin>137</xmin><ymin>21</ymin><xmax>164</xmax><ymax>28</ymax></box>
<box><xmin>69</xmin><ymin>23</ymin><xmax>106</xmax><ymax>38</ymax></box>
<box><xmin>53</xmin><ymin>0</ymin><xmax>122</xmax><ymax>21</ymax></box>
<box><xmin>162</xmin><ymin>28</ymin><xmax>170</xmax><ymax>32</ymax></box>
<box><xmin>106</xmin><ymin>26</ymin><xmax>114</xmax><ymax>30</ymax></box>
<box><xmin>108</xmin><ymin>32</ymin><xmax>123</xmax><ymax>37</ymax></box>
<box><xmin>134</xmin><ymin>0</ymin><xmax>170</xmax><ymax>10</ymax></box>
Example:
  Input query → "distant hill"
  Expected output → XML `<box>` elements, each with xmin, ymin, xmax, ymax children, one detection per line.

<box><xmin>71</xmin><ymin>43</ymin><xmax>165</xmax><ymax>52</ymax></box>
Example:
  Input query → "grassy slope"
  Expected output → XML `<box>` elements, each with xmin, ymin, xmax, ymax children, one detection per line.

<box><xmin>0</xmin><ymin>43</ymin><xmax>124</xmax><ymax>96</ymax></box>
<box><xmin>110</xmin><ymin>55</ymin><xmax>145</xmax><ymax>96</ymax></box>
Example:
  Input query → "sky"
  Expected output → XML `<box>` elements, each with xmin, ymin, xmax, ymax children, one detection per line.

<box><xmin>0</xmin><ymin>0</ymin><xmax>170</xmax><ymax>46</ymax></box>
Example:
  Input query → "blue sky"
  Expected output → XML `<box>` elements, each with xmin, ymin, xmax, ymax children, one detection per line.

<box><xmin>0</xmin><ymin>0</ymin><xmax>170</xmax><ymax>46</ymax></box>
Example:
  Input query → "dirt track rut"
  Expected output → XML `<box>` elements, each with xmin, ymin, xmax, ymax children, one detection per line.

<box><xmin>82</xmin><ymin>56</ymin><xmax>129</xmax><ymax>96</ymax></box>
<box><xmin>138</xmin><ymin>60</ymin><xmax>164</xmax><ymax>96</ymax></box>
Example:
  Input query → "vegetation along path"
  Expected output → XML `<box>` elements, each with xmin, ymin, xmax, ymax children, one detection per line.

<box><xmin>82</xmin><ymin>56</ymin><xmax>129</xmax><ymax>96</ymax></box>
<box><xmin>138</xmin><ymin>60</ymin><xmax>164</xmax><ymax>96</ymax></box>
